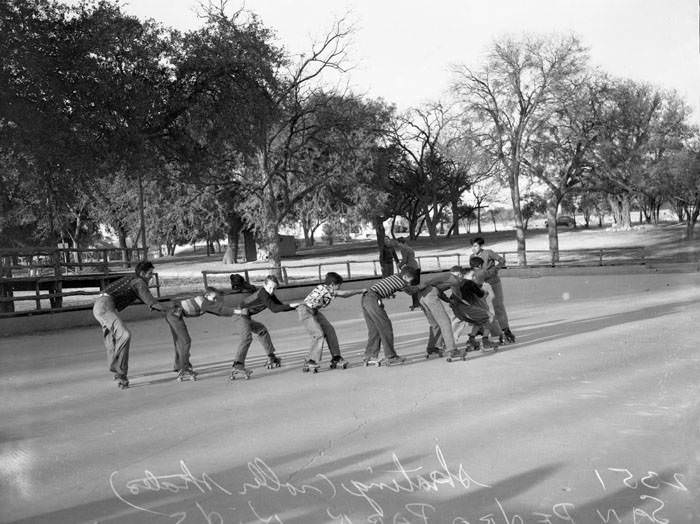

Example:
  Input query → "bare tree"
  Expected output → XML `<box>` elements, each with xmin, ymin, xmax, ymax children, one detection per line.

<box><xmin>452</xmin><ymin>34</ymin><xmax>588</xmax><ymax>265</ymax></box>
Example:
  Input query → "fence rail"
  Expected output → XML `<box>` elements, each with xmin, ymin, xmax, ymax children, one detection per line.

<box><xmin>0</xmin><ymin>272</ymin><xmax>160</xmax><ymax>316</ymax></box>
<box><xmin>202</xmin><ymin>247</ymin><xmax>648</xmax><ymax>289</ymax></box>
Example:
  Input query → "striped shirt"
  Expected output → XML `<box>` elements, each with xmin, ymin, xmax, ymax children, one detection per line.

<box><xmin>303</xmin><ymin>284</ymin><xmax>335</xmax><ymax>310</ymax></box>
<box><xmin>369</xmin><ymin>274</ymin><xmax>408</xmax><ymax>298</ymax></box>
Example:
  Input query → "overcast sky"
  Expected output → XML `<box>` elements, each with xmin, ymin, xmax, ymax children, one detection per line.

<box><xmin>120</xmin><ymin>0</ymin><xmax>699</xmax><ymax>125</ymax></box>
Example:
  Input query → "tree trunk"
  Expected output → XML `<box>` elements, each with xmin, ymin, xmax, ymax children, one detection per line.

<box><xmin>225</xmin><ymin>212</ymin><xmax>244</xmax><ymax>263</ymax></box>
<box><xmin>243</xmin><ymin>228</ymin><xmax>257</xmax><ymax>262</ymax></box>
<box><xmin>508</xmin><ymin>161</ymin><xmax>527</xmax><ymax>266</ymax></box>
<box><xmin>545</xmin><ymin>199</ymin><xmax>560</xmax><ymax>263</ymax></box>
<box><xmin>450</xmin><ymin>200</ymin><xmax>460</xmax><ymax>237</ymax></box>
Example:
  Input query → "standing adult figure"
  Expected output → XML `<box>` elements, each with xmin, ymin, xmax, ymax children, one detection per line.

<box><xmin>470</xmin><ymin>237</ymin><xmax>515</xmax><ymax>342</ymax></box>
<box><xmin>92</xmin><ymin>261</ymin><xmax>164</xmax><ymax>389</ymax></box>
<box><xmin>386</xmin><ymin>237</ymin><xmax>421</xmax><ymax>310</ymax></box>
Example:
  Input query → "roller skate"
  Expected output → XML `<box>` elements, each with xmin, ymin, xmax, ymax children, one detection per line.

<box><xmin>302</xmin><ymin>359</ymin><xmax>320</xmax><ymax>373</ymax></box>
<box><xmin>266</xmin><ymin>354</ymin><xmax>282</xmax><ymax>369</ymax></box>
<box><xmin>425</xmin><ymin>347</ymin><xmax>444</xmax><ymax>359</ymax></box>
<box><xmin>382</xmin><ymin>355</ymin><xmax>406</xmax><ymax>366</ymax></box>
<box><xmin>465</xmin><ymin>335</ymin><xmax>481</xmax><ymax>352</ymax></box>
<box><xmin>481</xmin><ymin>337</ymin><xmax>500</xmax><ymax>352</ymax></box>
<box><xmin>363</xmin><ymin>356</ymin><xmax>382</xmax><ymax>367</ymax></box>
<box><xmin>116</xmin><ymin>375</ymin><xmax>129</xmax><ymax>389</ymax></box>
<box><xmin>503</xmin><ymin>328</ymin><xmax>516</xmax><ymax>343</ymax></box>
<box><xmin>229</xmin><ymin>362</ymin><xmax>252</xmax><ymax>381</ymax></box>
<box><xmin>329</xmin><ymin>356</ymin><xmax>348</xmax><ymax>369</ymax></box>
<box><xmin>176</xmin><ymin>368</ymin><xmax>197</xmax><ymax>382</ymax></box>
<box><xmin>446</xmin><ymin>348</ymin><xmax>467</xmax><ymax>362</ymax></box>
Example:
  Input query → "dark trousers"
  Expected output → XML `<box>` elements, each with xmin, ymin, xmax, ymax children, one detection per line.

<box><xmin>298</xmin><ymin>305</ymin><xmax>340</xmax><ymax>362</ymax></box>
<box><xmin>93</xmin><ymin>296</ymin><xmax>131</xmax><ymax>377</ymax></box>
<box><xmin>410</xmin><ymin>268</ymin><xmax>421</xmax><ymax>307</ymax></box>
<box><xmin>232</xmin><ymin>315</ymin><xmax>276</xmax><ymax>365</ymax></box>
<box><xmin>361</xmin><ymin>292</ymin><xmax>397</xmax><ymax>359</ymax></box>
<box><xmin>165</xmin><ymin>310</ymin><xmax>192</xmax><ymax>372</ymax></box>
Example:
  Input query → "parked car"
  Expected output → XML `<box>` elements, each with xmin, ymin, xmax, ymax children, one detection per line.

<box><xmin>544</xmin><ymin>215</ymin><xmax>576</xmax><ymax>228</ymax></box>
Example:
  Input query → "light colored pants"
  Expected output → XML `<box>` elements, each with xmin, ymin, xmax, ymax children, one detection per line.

<box><xmin>93</xmin><ymin>296</ymin><xmax>131</xmax><ymax>377</ymax></box>
<box><xmin>419</xmin><ymin>287</ymin><xmax>457</xmax><ymax>352</ymax></box>
<box><xmin>488</xmin><ymin>280</ymin><xmax>510</xmax><ymax>329</ymax></box>
<box><xmin>298</xmin><ymin>305</ymin><xmax>340</xmax><ymax>363</ymax></box>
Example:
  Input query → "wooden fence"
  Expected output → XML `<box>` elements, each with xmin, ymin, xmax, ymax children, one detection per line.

<box><xmin>0</xmin><ymin>247</ymin><xmax>155</xmax><ymax>315</ymax></box>
<box><xmin>202</xmin><ymin>247</ymin><xmax>648</xmax><ymax>288</ymax></box>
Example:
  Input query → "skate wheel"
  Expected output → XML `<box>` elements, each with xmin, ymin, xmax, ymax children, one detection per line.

<box><xmin>342</xmin><ymin>362</ymin><xmax>348</xmax><ymax>369</ymax></box>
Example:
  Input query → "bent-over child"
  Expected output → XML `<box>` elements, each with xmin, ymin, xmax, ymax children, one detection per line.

<box><xmin>298</xmin><ymin>272</ymin><xmax>366</xmax><ymax>372</ymax></box>
<box><xmin>166</xmin><ymin>287</ymin><xmax>248</xmax><ymax>381</ymax></box>
<box><xmin>361</xmin><ymin>267</ymin><xmax>419</xmax><ymax>366</ymax></box>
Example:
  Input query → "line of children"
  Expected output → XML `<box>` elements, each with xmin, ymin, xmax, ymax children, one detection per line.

<box><xmin>94</xmin><ymin>249</ymin><xmax>515</xmax><ymax>388</ymax></box>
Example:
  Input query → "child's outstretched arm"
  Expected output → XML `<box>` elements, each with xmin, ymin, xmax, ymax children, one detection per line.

<box><xmin>335</xmin><ymin>288</ymin><xmax>366</xmax><ymax>298</ymax></box>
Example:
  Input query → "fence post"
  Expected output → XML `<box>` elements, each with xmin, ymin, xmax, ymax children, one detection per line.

<box><xmin>154</xmin><ymin>273</ymin><xmax>161</xmax><ymax>297</ymax></box>
<box><xmin>282</xmin><ymin>266</ymin><xmax>289</xmax><ymax>285</ymax></box>
<box><xmin>202</xmin><ymin>271</ymin><xmax>208</xmax><ymax>289</ymax></box>
<box><xmin>599</xmin><ymin>250</ymin><xmax>604</xmax><ymax>266</ymax></box>
<box><xmin>436</xmin><ymin>256</ymin><xmax>441</xmax><ymax>269</ymax></box>
<box><xmin>457</xmin><ymin>254</ymin><xmax>461</xmax><ymax>267</ymax></box>
<box><xmin>102</xmin><ymin>250</ymin><xmax>109</xmax><ymax>273</ymax></box>
<box><xmin>244</xmin><ymin>269</ymin><xmax>250</xmax><ymax>283</ymax></box>
<box><xmin>346</xmin><ymin>261</ymin><xmax>351</xmax><ymax>280</ymax></box>
<box><xmin>34</xmin><ymin>280</ymin><xmax>41</xmax><ymax>310</ymax></box>
<box><xmin>373</xmin><ymin>260</ymin><xmax>378</xmax><ymax>276</ymax></box>
<box><xmin>318</xmin><ymin>264</ymin><xmax>322</xmax><ymax>282</ymax></box>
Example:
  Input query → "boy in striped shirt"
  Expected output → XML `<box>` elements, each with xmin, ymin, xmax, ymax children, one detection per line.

<box><xmin>361</xmin><ymin>267</ymin><xmax>419</xmax><ymax>366</ymax></box>
<box><xmin>166</xmin><ymin>287</ymin><xmax>249</xmax><ymax>381</ymax></box>
<box><xmin>298</xmin><ymin>272</ymin><xmax>366</xmax><ymax>372</ymax></box>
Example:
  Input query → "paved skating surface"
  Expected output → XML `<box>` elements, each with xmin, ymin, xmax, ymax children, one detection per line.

<box><xmin>1</xmin><ymin>272</ymin><xmax>699</xmax><ymax>523</ymax></box>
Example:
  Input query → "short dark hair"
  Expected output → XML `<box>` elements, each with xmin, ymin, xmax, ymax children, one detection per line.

<box><xmin>397</xmin><ymin>237</ymin><xmax>407</xmax><ymax>244</ymax></box>
<box><xmin>230</xmin><ymin>273</ymin><xmax>256</xmax><ymax>293</ymax></box>
<box><xmin>324</xmin><ymin>272</ymin><xmax>343</xmax><ymax>286</ymax></box>
<box><xmin>135</xmin><ymin>261</ymin><xmax>154</xmax><ymax>275</ymax></box>
<box><xmin>449</xmin><ymin>265</ymin><xmax>462</xmax><ymax>273</ymax></box>
<box><xmin>265</xmin><ymin>275</ymin><xmax>280</xmax><ymax>286</ymax></box>
<box><xmin>469</xmin><ymin>256</ymin><xmax>484</xmax><ymax>268</ymax></box>
<box><xmin>204</xmin><ymin>286</ymin><xmax>221</xmax><ymax>295</ymax></box>
<box><xmin>461</xmin><ymin>266</ymin><xmax>474</xmax><ymax>275</ymax></box>
<box><xmin>400</xmin><ymin>266</ymin><xmax>418</xmax><ymax>283</ymax></box>
<box><xmin>471</xmin><ymin>237</ymin><xmax>485</xmax><ymax>246</ymax></box>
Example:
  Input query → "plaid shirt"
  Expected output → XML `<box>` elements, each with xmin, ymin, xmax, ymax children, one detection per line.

<box><xmin>304</xmin><ymin>284</ymin><xmax>335</xmax><ymax>310</ymax></box>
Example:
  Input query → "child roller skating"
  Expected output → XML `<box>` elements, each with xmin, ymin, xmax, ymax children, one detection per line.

<box><xmin>360</xmin><ymin>268</ymin><xmax>419</xmax><ymax>367</ymax></box>
<box><xmin>297</xmin><ymin>272</ymin><xmax>365</xmax><ymax>374</ymax></box>
<box><xmin>167</xmin><ymin>287</ymin><xmax>248</xmax><ymax>382</ymax></box>
<box><xmin>230</xmin><ymin>275</ymin><xmax>299</xmax><ymax>378</ymax></box>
